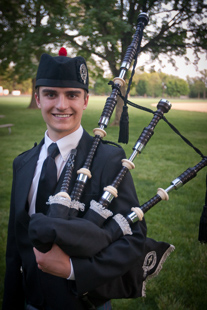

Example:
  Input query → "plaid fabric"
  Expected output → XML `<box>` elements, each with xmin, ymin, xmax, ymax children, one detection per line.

<box><xmin>96</xmin><ymin>300</ymin><xmax>112</xmax><ymax>310</ymax></box>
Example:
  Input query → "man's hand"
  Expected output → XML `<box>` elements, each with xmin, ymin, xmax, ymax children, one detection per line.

<box><xmin>33</xmin><ymin>244</ymin><xmax>71</xmax><ymax>278</ymax></box>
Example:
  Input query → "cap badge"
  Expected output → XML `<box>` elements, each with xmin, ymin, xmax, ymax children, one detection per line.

<box><xmin>80</xmin><ymin>63</ymin><xmax>87</xmax><ymax>84</ymax></box>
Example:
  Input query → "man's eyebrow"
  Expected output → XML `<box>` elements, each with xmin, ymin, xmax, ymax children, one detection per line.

<box><xmin>41</xmin><ymin>89</ymin><xmax>82</xmax><ymax>95</ymax></box>
<box><xmin>42</xmin><ymin>89</ymin><xmax>57</xmax><ymax>93</ymax></box>
<box><xmin>65</xmin><ymin>90</ymin><xmax>82</xmax><ymax>95</ymax></box>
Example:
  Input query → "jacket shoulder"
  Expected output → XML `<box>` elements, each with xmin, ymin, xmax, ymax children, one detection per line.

<box><xmin>99</xmin><ymin>139</ymin><xmax>125</xmax><ymax>156</ymax></box>
<box><xmin>13</xmin><ymin>140</ymin><xmax>43</xmax><ymax>167</ymax></box>
<box><xmin>16</xmin><ymin>142</ymin><xmax>38</xmax><ymax>157</ymax></box>
<box><xmin>81</xmin><ymin>129</ymin><xmax>125</xmax><ymax>157</ymax></box>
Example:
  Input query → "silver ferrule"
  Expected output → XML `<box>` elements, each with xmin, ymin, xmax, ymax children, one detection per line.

<box><xmin>128</xmin><ymin>150</ymin><xmax>139</xmax><ymax>162</ymax></box>
<box><xmin>101</xmin><ymin>191</ymin><xmax>115</xmax><ymax>203</ymax></box>
<box><xmin>77</xmin><ymin>173</ymin><xmax>88</xmax><ymax>183</ymax></box>
<box><xmin>120</xmin><ymin>61</ymin><xmax>131</xmax><ymax>70</ymax></box>
<box><xmin>119</xmin><ymin>68</ymin><xmax>127</xmax><ymax>79</ymax></box>
<box><xmin>127</xmin><ymin>211</ymin><xmax>138</xmax><ymax>223</ymax></box>
<box><xmin>165</xmin><ymin>178</ymin><xmax>183</xmax><ymax>192</ymax></box>
<box><xmin>99</xmin><ymin>116</ymin><xmax>109</xmax><ymax>127</ymax></box>
<box><xmin>171</xmin><ymin>178</ymin><xmax>183</xmax><ymax>189</ymax></box>
<box><xmin>133</xmin><ymin>141</ymin><xmax>145</xmax><ymax>153</ymax></box>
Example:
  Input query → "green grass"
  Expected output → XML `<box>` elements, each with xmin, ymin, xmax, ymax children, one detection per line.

<box><xmin>0</xmin><ymin>95</ymin><xmax>207</xmax><ymax>309</ymax></box>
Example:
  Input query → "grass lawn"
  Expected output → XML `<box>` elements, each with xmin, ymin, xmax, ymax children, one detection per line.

<box><xmin>0</xmin><ymin>95</ymin><xmax>207</xmax><ymax>309</ymax></box>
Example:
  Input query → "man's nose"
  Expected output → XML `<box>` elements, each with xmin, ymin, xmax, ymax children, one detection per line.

<box><xmin>56</xmin><ymin>94</ymin><xmax>68</xmax><ymax>110</ymax></box>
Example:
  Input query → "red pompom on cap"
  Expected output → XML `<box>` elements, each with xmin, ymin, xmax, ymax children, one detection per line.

<box><xmin>58</xmin><ymin>47</ymin><xmax>67</xmax><ymax>56</ymax></box>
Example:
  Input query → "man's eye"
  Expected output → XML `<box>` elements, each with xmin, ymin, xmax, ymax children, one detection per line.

<box><xmin>69</xmin><ymin>94</ymin><xmax>76</xmax><ymax>98</ymax></box>
<box><xmin>47</xmin><ymin>93</ymin><xmax>55</xmax><ymax>98</ymax></box>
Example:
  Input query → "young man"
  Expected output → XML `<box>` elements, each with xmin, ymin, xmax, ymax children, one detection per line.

<box><xmin>2</xmin><ymin>49</ymin><xmax>147</xmax><ymax>310</ymax></box>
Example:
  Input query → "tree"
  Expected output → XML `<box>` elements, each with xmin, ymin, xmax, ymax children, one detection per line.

<box><xmin>146</xmin><ymin>72</ymin><xmax>162</xmax><ymax>97</ymax></box>
<box><xmin>136</xmin><ymin>79</ymin><xmax>148</xmax><ymax>96</ymax></box>
<box><xmin>1</xmin><ymin>0</ymin><xmax>207</xmax><ymax>114</ymax></box>
<box><xmin>93</xmin><ymin>77</ymin><xmax>112</xmax><ymax>95</ymax></box>
<box><xmin>166</xmin><ymin>77</ymin><xmax>189</xmax><ymax>97</ymax></box>
<box><xmin>0</xmin><ymin>0</ymin><xmax>71</xmax><ymax>107</ymax></box>
<box><xmin>188</xmin><ymin>76</ymin><xmax>205</xmax><ymax>98</ymax></box>
<box><xmin>200</xmin><ymin>69</ymin><xmax>207</xmax><ymax>99</ymax></box>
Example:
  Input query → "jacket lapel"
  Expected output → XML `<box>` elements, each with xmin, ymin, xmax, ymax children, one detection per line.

<box><xmin>15</xmin><ymin>140</ymin><xmax>44</xmax><ymax>224</ymax></box>
<box><xmin>16</xmin><ymin>130</ymin><xmax>93</xmax><ymax>226</ymax></box>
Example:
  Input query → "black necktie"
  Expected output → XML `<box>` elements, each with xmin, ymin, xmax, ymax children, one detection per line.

<box><xmin>36</xmin><ymin>143</ymin><xmax>60</xmax><ymax>213</ymax></box>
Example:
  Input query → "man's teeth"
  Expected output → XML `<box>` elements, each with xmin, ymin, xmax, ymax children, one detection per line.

<box><xmin>55</xmin><ymin>114</ymin><xmax>71</xmax><ymax>118</ymax></box>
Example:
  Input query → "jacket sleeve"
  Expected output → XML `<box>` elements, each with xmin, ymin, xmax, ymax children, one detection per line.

<box><xmin>2</xmin><ymin>159</ymin><xmax>25</xmax><ymax>310</ymax></box>
<box><xmin>71</xmin><ymin>143</ymin><xmax>147</xmax><ymax>295</ymax></box>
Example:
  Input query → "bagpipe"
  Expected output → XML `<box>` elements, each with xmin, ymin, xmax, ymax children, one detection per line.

<box><xmin>28</xmin><ymin>12</ymin><xmax>207</xmax><ymax>306</ymax></box>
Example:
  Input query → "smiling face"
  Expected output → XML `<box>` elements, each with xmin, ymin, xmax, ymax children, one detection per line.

<box><xmin>35</xmin><ymin>87</ymin><xmax>89</xmax><ymax>141</ymax></box>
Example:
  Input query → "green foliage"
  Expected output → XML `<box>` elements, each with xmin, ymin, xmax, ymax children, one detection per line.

<box><xmin>0</xmin><ymin>0</ymin><xmax>70</xmax><ymax>80</ymax></box>
<box><xmin>166</xmin><ymin>78</ymin><xmax>190</xmax><ymax>97</ymax></box>
<box><xmin>146</xmin><ymin>72</ymin><xmax>162</xmax><ymax>97</ymax></box>
<box><xmin>137</xmin><ymin>79</ymin><xmax>148</xmax><ymax>96</ymax></box>
<box><xmin>93</xmin><ymin>77</ymin><xmax>112</xmax><ymax>95</ymax></box>
<box><xmin>0</xmin><ymin>96</ymin><xmax>207</xmax><ymax>309</ymax></box>
<box><xmin>0</xmin><ymin>68</ymin><xmax>32</xmax><ymax>93</ymax></box>
<box><xmin>187</xmin><ymin>71</ymin><xmax>207</xmax><ymax>98</ymax></box>
<box><xmin>133</xmin><ymin>71</ymin><xmax>190</xmax><ymax>97</ymax></box>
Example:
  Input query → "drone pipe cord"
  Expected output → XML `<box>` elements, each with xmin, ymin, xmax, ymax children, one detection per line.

<box><xmin>69</xmin><ymin>12</ymin><xmax>149</xmax><ymax>210</ymax></box>
<box><xmin>97</xmin><ymin>99</ymin><xmax>171</xmax><ymax>210</ymax></box>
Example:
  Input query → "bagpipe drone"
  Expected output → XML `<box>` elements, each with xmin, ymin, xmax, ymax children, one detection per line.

<box><xmin>28</xmin><ymin>12</ymin><xmax>207</xmax><ymax>306</ymax></box>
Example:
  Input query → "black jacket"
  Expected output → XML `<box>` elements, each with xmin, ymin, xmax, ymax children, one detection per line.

<box><xmin>3</xmin><ymin>130</ymin><xmax>147</xmax><ymax>310</ymax></box>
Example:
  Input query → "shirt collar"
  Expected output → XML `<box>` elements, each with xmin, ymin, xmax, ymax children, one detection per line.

<box><xmin>44</xmin><ymin>126</ymin><xmax>83</xmax><ymax>161</ymax></box>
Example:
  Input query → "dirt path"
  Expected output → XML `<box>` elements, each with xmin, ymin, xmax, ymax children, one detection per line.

<box><xmin>152</xmin><ymin>102</ymin><xmax>207</xmax><ymax>113</ymax></box>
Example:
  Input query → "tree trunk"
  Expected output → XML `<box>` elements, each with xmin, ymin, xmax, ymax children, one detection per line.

<box><xmin>110</xmin><ymin>85</ymin><xmax>126</xmax><ymax>126</ymax></box>
<box><xmin>110</xmin><ymin>97</ymin><xmax>123</xmax><ymax>126</ymax></box>
<box><xmin>28</xmin><ymin>78</ymin><xmax>38</xmax><ymax>109</ymax></box>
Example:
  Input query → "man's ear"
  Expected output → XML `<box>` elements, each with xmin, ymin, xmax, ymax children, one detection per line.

<box><xmin>83</xmin><ymin>94</ymin><xmax>89</xmax><ymax>110</ymax></box>
<box><xmin>35</xmin><ymin>93</ymin><xmax>41</xmax><ymax>108</ymax></box>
